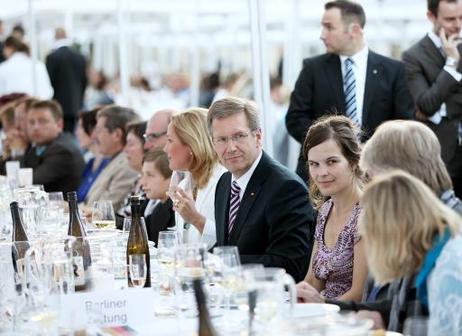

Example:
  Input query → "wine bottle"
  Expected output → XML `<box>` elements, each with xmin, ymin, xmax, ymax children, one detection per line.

<box><xmin>10</xmin><ymin>201</ymin><xmax>30</xmax><ymax>274</ymax></box>
<box><xmin>193</xmin><ymin>278</ymin><xmax>217</xmax><ymax>336</ymax></box>
<box><xmin>126</xmin><ymin>196</ymin><xmax>151</xmax><ymax>287</ymax></box>
<box><xmin>67</xmin><ymin>191</ymin><xmax>92</xmax><ymax>291</ymax></box>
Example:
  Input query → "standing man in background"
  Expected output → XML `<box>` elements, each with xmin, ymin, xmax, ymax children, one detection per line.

<box><xmin>286</xmin><ymin>0</ymin><xmax>414</xmax><ymax>181</ymax></box>
<box><xmin>46</xmin><ymin>28</ymin><xmax>87</xmax><ymax>133</ymax></box>
<box><xmin>402</xmin><ymin>0</ymin><xmax>462</xmax><ymax>198</ymax></box>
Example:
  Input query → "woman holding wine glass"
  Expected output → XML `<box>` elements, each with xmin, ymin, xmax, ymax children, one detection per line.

<box><xmin>164</xmin><ymin>108</ymin><xmax>226</xmax><ymax>249</ymax></box>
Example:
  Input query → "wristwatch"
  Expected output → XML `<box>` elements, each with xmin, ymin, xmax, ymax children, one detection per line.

<box><xmin>446</xmin><ymin>57</ymin><xmax>458</xmax><ymax>68</ymax></box>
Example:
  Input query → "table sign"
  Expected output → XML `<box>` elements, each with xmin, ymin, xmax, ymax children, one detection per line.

<box><xmin>49</xmin><ymin>288</ymin><xmax>156</xmax><ymax>328</ymax></box>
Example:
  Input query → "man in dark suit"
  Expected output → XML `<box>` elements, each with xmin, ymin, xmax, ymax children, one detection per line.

<box><xmin>286</xmin><ymin>0</ymin><xmax>414</xmax><ymax>180</ymax></box>
<box><xmin>208</xmin><ymin>97</ymin><xmax>314</xmax><ymax>282</ymax></box>
<box><xmin>46</xmin><ymin>28</ymin><xmax>87</xmax><ymax>133</ymax></box>
<box><xmin>402</xmin><ymin>0</ymin><xmax>462</xmax><ymax>198</ymax></box>
<box><xmin>22</xmin><ymin>100</ymin><xmax>85</xmax><ymax>193</ymax></box>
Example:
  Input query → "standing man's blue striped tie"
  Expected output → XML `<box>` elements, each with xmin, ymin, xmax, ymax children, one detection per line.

<box><xmin>343</xmin><ymin>58</ymin><xmax>360</xmax><ymax>127</ymax></box>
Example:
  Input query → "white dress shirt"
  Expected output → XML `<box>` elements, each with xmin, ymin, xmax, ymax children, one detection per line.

<box><xmin>231</xmin><ymin>151</ymin><xmax>263</xmax><ymax>201</ymax></box>
<box><xmin>340</xmin><ymin>45</ymin><xmax>369</xmax><ymax>127</ymax></box>
<box><xmin>0</xmin><ymin>52</ymin><xmax>53</xmax><ymax>99</ymax></box>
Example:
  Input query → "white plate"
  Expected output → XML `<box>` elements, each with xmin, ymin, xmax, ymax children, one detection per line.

<box><xmin>292</xmin><ymin>303</ymin><xmax>340</xmax><ymax>318</ymax></box>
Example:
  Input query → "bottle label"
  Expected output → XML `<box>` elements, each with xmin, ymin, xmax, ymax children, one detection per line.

<box><xmin>73</xmin><ymin>256</ymin><xmax>85</xmax><ymax>286</ymax></box>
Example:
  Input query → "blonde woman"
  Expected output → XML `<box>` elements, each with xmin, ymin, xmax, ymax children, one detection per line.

<box><xmin>164</xmin><ymin>108</ymin><xmax>226</xmax><ymax>248</ymax></box>
<box><xmin>360</xmin><ymin>170</ymin><xmax>462</xmax><ymax>336</ymax></box>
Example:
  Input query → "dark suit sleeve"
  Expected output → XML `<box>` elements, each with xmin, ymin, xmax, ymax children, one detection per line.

<box><xmin>286</xmin><ymin>59</ymin><xmax>316</xmax><ymax>144</ymax></box>
<box><xmin>240</xmin><ymin>178</ymin><xmax>314</xmax><ymax>282</ymax></box>
<box><xmin>30</xmin><ymin>145</ymin><xmax>80</xmax><ymax>186</ymax></box>
<box><xmin>392</xmin><ymin>62</ymin><xmax>415</xmax><ymax>120</ymax></box>
<box><xmin>402</xmin><ymin>50</ymin><xmax>461</xmax><ymax>116</ymax></box>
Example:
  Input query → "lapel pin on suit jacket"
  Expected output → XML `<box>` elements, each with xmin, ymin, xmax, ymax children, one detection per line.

<box><xmin>250</xmin><ymin>192</ymin><xmax>255</xmax><ymax>196</ymax></box>
<box><xmin>372</xmin><ymin>69</ymin><xmax>378</xmax><ymax>75</ymax></box>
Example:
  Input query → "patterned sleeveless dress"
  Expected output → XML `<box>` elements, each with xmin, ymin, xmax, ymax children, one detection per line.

<box><xmin>312</xmin><ymin>199</ymin><xmax>361</xmax><ymax>299</ymax></box>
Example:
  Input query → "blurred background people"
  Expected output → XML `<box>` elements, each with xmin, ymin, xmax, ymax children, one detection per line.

<box><xmin>0</xmin><ymin>36</ymin><xmax>53</xmax><ymax>99</ymax></box>
<box><xmin>75</xmin><ymin>107</ymin><xmax>109</xmax><ymax>203</ymax></box>
<box><xmin>164</xmin><ymin>107</ymin><xmax>226</xmax><ymax>248</ymax></box>
<box><xmin>139</xmin><ymin>149</ymin><xmax>175</xmax><ymax>244</ymax></box>
<box><xmin>116</xmin><ymin>120</ymin><xmax>147</xmax><ymax>225</ymax></box>
<box><xmin>84</xmin><ymin>105</ymin><xmax>139</xmax><ymax>211</ymax></box>
<box><xmin>22</xmin><ymin>100</ymin><xmax>84</xmax><ymax>192</ymax></box>
<box><xmin>360</xmin><ymin>170</ymin><xmax>462</xmax><ymax>335</ymax></box>
<box><xmin>143</xmin><ymin>109</ymin><xmax>174</xmax><ymax>151</ymax></box>
<box><xmin>46</xmin><ymin>27</ymin><xmax>87</xmax><ymax>133</ymax></box>
<box><xmin>297</xmin><ymin>115</ymin><xmax>367</xmax><ymax>301</ymax></box>
<box><xmin>84</xmin><ymin>68</ymin><xmax>114</xmax><ymax>109</ymax></box>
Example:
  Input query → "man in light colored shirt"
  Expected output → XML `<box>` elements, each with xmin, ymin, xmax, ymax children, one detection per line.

<box><xmin>286</xmin><ymin>0</ymin><xmax>414</xmax><ymax>181</ymax></box>
<box><xmin>402</xmin><ymin>0</ymin><xmax>462</xmax><ymax>198</ymax></box>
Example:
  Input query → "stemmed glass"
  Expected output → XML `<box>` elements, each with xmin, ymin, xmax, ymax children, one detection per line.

<box><xmin>157</xmin><ymin>231</ymin><xmax>179</xmax><ymax>295</ymax></box>
<box><xmin>174</xmin><ymin>244</ymin><xmax>206</xmax><ymax>318</ymax></box>
<box><xmin>128</xmin><ymin>254</ymin><xmax>147</xmax><ymax>288</ymax></box>
<box><xmin>213</xmin><ymin>246</ymin><xmax>243</xmax><ymax>329</ymax></box>
<box><xmin>91</xmin><ymin>200</ymin><xmax>115</xmax><ymax>230</ymax></box>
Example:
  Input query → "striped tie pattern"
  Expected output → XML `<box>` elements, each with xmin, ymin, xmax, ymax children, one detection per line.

<box><xmin>228</xmin><ymin>181</ymin><xmax>241</xmax><ymax>234</ymax></box>
<box><xmin>343</xmin><ymin>58</ymin><xmax>360</xmax><ymax>127</ymax></box>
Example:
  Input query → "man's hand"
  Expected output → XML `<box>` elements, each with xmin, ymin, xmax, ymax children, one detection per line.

<box><xmin>296</xmin><ymin>281</ymin><xmax>325</xmax><ymax>303</ymax></box>
<box><xmin>440</xmin><ymin>28</ymin><xmax>462</xmax><ymax>64</ymax></box>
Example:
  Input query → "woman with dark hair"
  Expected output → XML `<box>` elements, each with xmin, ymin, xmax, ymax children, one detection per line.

<box><xmin>297</xmin><ymin>115</ymin><xmax>368</xmax><ymax>302</ymax></box>
<box><xmin>0</xmin><ymin>36</ymin><xmax>53</xmax><ymax>98</ymax></box>
<box><xmin>116</xmin><ymin>121</ymin><xmax>147</xmax><ymax>226</ymax></box>
<box><xmin>76</xmin><ymin>107</ymin><xmax>110</xmax><ymax>202</ymax></box>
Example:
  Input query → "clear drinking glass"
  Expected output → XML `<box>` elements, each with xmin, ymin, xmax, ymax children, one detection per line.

<box><xmin>129</xmin><ymin>254</ymin><xmax>147</xmax><ymax>288</ymax></box>
<box><xmin>91</xmin><ymin>200</ymin><xmax>115</xmax><ymax>230</ymax></box>
<box><xmin>122</xmin><ymin>218</ymin><xmax>131</xmax><ymax>234</ymax></box>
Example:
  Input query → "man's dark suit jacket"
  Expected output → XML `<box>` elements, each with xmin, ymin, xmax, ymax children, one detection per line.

<box><xmin>46</xmin><ymin>46</ymin><xmax>87</xmax><ymax>132</ymax></box>
<box><xmin>22</xmin><ymin>133</ymin><xmax>85</xmax><ymax>193</ymax></box>
<box><xmin>286</xmin><ymin>51</ymin><xmax>414</xmax><ymax>180</ymax></box>
<box><xmin>143</xmin><ymin>198</ymin><xmax>175</xmax><ymax>245</ymax></box>
<box><xmin>402</xmin><ymin>35</ymin><xmax>462</xmax><ymax>167</ymax></box>
<box><xmin>214</xmin><ymin>151</ymin><xmax>315</xmax><ymax>282</ymax></box>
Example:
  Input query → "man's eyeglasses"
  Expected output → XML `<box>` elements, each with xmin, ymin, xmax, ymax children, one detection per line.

<box><xmin>143</xmin><ymin>131</ymin><xmax>167</xmax><ymax>142</ymax></box>
<box><xmin>212</xmin><ymin>132</ymin><xmax>250</xmax><ymax>147</ymax></box>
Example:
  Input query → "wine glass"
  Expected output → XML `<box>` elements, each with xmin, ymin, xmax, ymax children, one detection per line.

<box><xmin>175</xmin><ymin>244</ymin><xmax>205</xmax><ymax>317</ymax></box>
<box><xmin>128</xmin><ymin>254</ymin><xmax>147</xmax><ymax>288</ymax></box>
<box><xmin>48</xmin><ymin>192</ymin><xmax>64</xmax><ymax>209</ymax></box>
<box><xmin>122</xmin><ymin>218</ymin><xmax>131</xmax><ymax>235</ymax></box>
<box><xmin>91</xmin><ymin>200</ymin><xmax>115</xmax><ymax>230</ymax></box>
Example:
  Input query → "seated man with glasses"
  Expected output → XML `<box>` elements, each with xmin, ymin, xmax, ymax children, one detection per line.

<box><xmin>208</xmin><ymin>97</ymin><xmax>315</xmax><ymax>282</ymax></box>
<box><xmin>143</xmin><ymin>109</ymin><xmax>175</xmax><ymax>151</ymax></box>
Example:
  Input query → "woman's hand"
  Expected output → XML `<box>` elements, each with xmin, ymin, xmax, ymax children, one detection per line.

<box><xmin>172</xmin><ymin>188</ymin><xmax>205</xmax><ymax>232</ymax></box>
<box><xmin>296</xmin><ymin>281</ymin><xmax>325</xmax><ymax>303</ymax></box>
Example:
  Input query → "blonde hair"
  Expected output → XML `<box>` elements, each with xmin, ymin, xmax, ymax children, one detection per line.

<box><xmin>360</xmin><ymin>120</ymin><xmax>452</xmax><ymax>195</ymax></box>
<box><xmin>359</xmin><ymin>170</ymin><xmax>461</xmax><ymax>284</ymax></box>
<box><xmin>302</xmin><ymin>115</ymin><xmax>363</xmax><ymax>209</ymax></box>
<box><xmin>171</xmin><ymin>108</ymin><xmax>218</xmax><ymax>190</ymax></box>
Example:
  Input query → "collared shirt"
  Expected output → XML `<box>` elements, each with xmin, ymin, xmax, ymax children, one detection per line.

<box><xmin>340</xmin><ymin>44</ymin><xmax>369</xmax><ymax>126</ymax></box>
<box><xmin>427</xmin><ymin>31</ymin><xmax>462</xmax><ymax>124</ymax></box>
<box><xmin>231</xmin><ymin>151</ymin><xmax>263</xmax><ymax>201</ymax></box>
